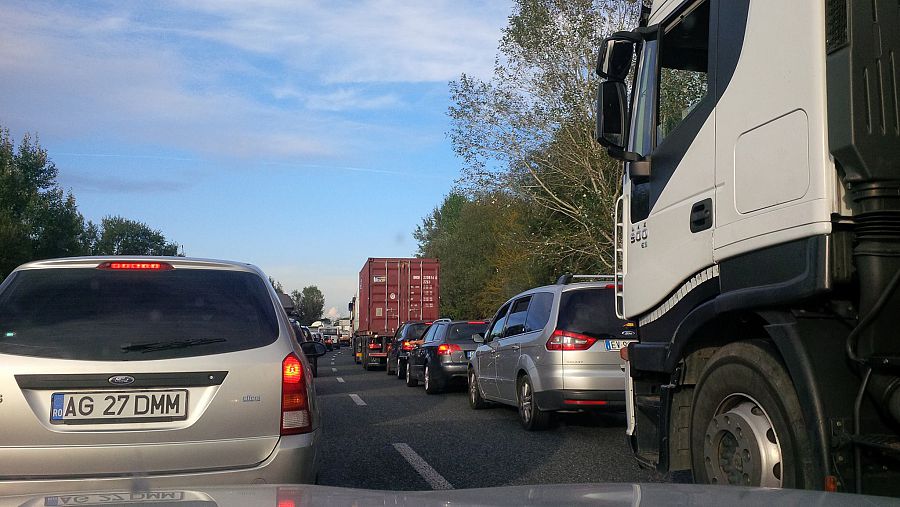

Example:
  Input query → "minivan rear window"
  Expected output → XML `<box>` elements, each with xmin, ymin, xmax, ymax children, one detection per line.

<box><xmin>0</xmin><ymin>267</ymin><xmax>279</xmax><ymax>361</ymax></box>
<box><xmin>556</xmin><ymin>288</ymin><xmax>623</xmax><ymax>338</ymax></box>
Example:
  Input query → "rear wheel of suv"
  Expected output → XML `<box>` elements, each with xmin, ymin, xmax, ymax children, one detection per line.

<box><xmin>405</xmin><ymin>364</ymin><xmax>418</xmax><ymax>387</ymax></box>
<box><xmin>424</xmin><ymin>365</ymin><xmax>441</xmax><ymax>394</ymax></box>
<box><xmin>517</xmin><ymin>374</ymin><xmax>551</xmax><ymax>431</ymax></box>
<box><xmin>397</xmin><ymin>359</ymin><xmax>406</xmax><ymax>379</ymax></box>
<box><xmin>468</xmin><ymin>369</ymin><xmax>488</xmax><ymax>409</ymax></box>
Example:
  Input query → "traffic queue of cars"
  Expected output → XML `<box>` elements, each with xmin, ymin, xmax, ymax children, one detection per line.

<box><xmin>360</xmin><ymin>275</ymin><xmax>636</xmax><ymax>431</ymax></box>
<box><xmin>0</xmin><ymin>256</ymin><xmax>328</xmax><ymax>494</ymax></box>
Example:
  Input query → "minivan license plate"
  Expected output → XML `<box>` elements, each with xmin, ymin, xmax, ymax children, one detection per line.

<box><xmin>605</xmin><ymin>340</ymin><xmax>635</xmax><ymax>351</ymax></box>
<box><xmin>50</xmin><ymin>390</ymin><xmax>188</xmax><ymax>424</ymax></box>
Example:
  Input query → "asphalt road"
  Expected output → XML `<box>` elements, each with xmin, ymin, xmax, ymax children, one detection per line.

<box><xmin>314</xmin><ymin>346</ymin><xmax>664</xmax><ymax>490</ymax></box>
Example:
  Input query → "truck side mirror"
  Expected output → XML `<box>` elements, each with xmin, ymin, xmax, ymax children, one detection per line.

<box><xmin>596</xmin><ymin>80</ymin><xmax>628</xmax><ymax>150</ymax></box>
<box><xmin>597</xmin><ymin>39</ymin><xmax>634</xmax><ymax>81</ymax></box>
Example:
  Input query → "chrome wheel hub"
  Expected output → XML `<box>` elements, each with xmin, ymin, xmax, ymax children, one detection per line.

<box><xmin>703</xmin><ymin>394</ymin><xmax>783</xmax><ymax>488</ymax></box>
<box><xmin>520</xmin><ymin>380</ymin><xmax>532</xmax><ymax>422</ymax></box>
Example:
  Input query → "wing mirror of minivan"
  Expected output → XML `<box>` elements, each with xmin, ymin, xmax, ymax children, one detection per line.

<box><xmin>301</xmin><ymin>341</ymin><xmax>327</xmax><ymax>358</ymax></box>
<box><xmin>473</xmin><ymin>333</ymin><xmax>485</xmax><ymax>344</ymax></box>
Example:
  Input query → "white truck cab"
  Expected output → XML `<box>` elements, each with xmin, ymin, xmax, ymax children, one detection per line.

<box><xmin>596</xmin><ymin>0</ymin><xmax>900</xmax><ymax>495</ymax></box>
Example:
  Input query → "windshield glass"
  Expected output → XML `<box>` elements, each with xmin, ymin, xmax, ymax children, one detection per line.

<box><xmin>0</xmin><ymin>268</ymin><xmax>278</xmax><ymax>360</ymax></box>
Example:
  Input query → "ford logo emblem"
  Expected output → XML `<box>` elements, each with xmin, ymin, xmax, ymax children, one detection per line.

<box><xmin>108</xmin><ymin>375</ymin><xmax>135</xmax><ymax>385</ymax></box>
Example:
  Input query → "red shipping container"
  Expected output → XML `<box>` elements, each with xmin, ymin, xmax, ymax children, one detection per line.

<box><xmin>356</xmin><ymin>258</ymin><xmax>440</xmax><ymax>337</ymax></box>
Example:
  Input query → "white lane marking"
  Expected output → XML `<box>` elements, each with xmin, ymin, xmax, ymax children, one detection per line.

<box><xmin>349</xmin><ymin>393</ymin><xmax>366</xmax><ymax>406</ymax></box>
<box><xmin>393</xmin><ymin>443</ymin><xmax>454</xmax><ymax>490</ymax></box>
<box><xmin>332</xmin><ymin>367</ymin><xmax>338</xmax><ymax>372</ymax></box>
<box><xmin>336</xmin><ymin>377</ymin><xmax>345</xmax><ymax>383</ymax></box>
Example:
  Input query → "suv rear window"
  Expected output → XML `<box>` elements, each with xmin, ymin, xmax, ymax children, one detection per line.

<box><xmin>556</xmin><ymin>288</ymin><xmax>623</xmax><ymax>338</ymax></box>
<box><xmin>446</xmin><ymin>322</ymin><xmax>488</xmax><ymax>343</ymax></box>
<box><xmin>401</xmin><ymin>323</ymin><xmax>428</xmax><ymax>340</ymax></box>
<box><xmin>0</xmin><ymin>267</ymin><xmax>279</xmax><ymax>361</ymax></box>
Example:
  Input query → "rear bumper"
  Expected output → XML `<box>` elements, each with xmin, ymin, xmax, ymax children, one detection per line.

<box><xmin>432</xmin><ymin>363</ymin><xmax>468</xmax><ymax>383</ymax></box>
<box><xmin>534</xmin><ymin>389</ymin><xmax>626</xmax><ymax>411</ymax></box>
<box><xmin>0</xmin><ymin>430</ymin><xmax>320</xmax><ymax>495</ymax></box>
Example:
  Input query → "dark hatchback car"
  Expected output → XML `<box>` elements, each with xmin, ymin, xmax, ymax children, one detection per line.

<box><xmin>406</xmin><ymin>320</ymin><xmax>488</xmax><ymax>394</ymax></box>
<box><xmin>386</xmin><ymin>320</ymin><xmax>431</xmax><ymax>378</ymax></box>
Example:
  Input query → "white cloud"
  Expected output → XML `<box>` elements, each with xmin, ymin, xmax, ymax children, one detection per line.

<box><xmin>325</xmin><ymin>306</ymin><xmax>340</xmax><ymax>320</ymax></box>
<box><xmin>0</xmin><ymin>1</ymin><xmax>510</xmax><ymax>167</ymax></box>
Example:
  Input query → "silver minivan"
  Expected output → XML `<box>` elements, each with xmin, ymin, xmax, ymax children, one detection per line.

<box><xmin>467</xmin><ymin>277</ymin><xmax>636</xmax><ymax>430</ymax></box>
<box><xmin>0</xmin><ymin>257</ymin><xmax>326</xmax><ymax>493</ymax></box>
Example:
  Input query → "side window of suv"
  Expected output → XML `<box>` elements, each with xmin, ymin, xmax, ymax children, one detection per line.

<box><xmin>421</xmin><ymin>324</ymin><xmax>439</xmax><ymax>343</ymax></box>
<box><xmin>504</xmin><ymin>296</ymin><xmax>532</xmax><ymax>337</ymax></box>
<box><xmin>486</xmin><ymin>303</ymin><xmax>511</xmax><ymax>342</ymax></box>
<box><xmin>524</xmin><ymin>292</ymin><xmax>554</xmax><ymax>333</ymax></box>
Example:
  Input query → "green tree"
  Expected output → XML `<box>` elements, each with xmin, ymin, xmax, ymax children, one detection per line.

<box><xmin>415</xmin><ymin>192</ymin><xmax>553</xmax><ymax>318</ymax></box>
<box><xmin>0</xmin><ymin>129</ymin><xmax>91</xmax><ymax>277</ymax></box>
<box><xmin>269</xmin><ymin>276</ymin><xmax>284</xmax><ymax>293</ymax></box>
<box><xmin>448</xmin><ymin>0</ymin><xmax>639</xmax><ymax>272</ymax></box>
<box><xmin>90</xmin><ymin>216</ymin><xmax>179</xmax><ymax>256</ymax></box>
<box><xmin>295</xmin><ymin>286</ymin><xmax>325</xmax><ymax>325</ymax></box>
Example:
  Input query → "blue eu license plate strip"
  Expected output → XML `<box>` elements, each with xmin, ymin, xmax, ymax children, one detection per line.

<box><xmin>51</xmin><ymin>393</ymin><xmax>64</xmax><ymax>421</ymax></box>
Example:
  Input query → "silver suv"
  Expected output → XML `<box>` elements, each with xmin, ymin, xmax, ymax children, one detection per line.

<box><xmin>0</xmin><ymin>257</ymin><xmax>326</xmax><ymax>493</ymax></box>
<box><xmin>467</xmin><ymin>277</ymin><xmax>636</xmax><ymax>430</ymax></box>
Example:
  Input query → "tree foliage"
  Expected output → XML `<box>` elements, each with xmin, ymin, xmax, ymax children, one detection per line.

<box><xmin>90</xmin><ymin>216</ymin><xmax>179</xmax><ymax>256</ymax></box>
<box><xmin>415</xmin><ymin>192</ymin><xmax>553</xmax><ymax>319</ymax></box>
<box><xmin>448</xmin><ymin>0</ymin><xmax>639</xmax><ymax>272</ymax></box>
<box><xmin>0</xmin><ymin>125</ymin><xmax>182</xmax><ymax>279</ymax></box>
<box><xmin>293</xmin><ymin>286</ymin><xmax>325</xmax><ymax>325</ymax></box>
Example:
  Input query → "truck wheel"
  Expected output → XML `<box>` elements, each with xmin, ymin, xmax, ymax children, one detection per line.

<box><xmin>690</xmin><ymin>340</ymin><xmax>816</xmax><ymax>489</ymax></box>
<box><xmin>405</xmin><ymin>364</ymin><xmax>418</xmax><ymax>387</ymax></box>
<box><xmin>468</xmin><ymin>369</ymin><xmax>488</xmax><ymax>409</ymax></box>
<box><xmin>517</xmin><ymin>374</ymin><xmax>551</xmax><ymax>431</ymax></box>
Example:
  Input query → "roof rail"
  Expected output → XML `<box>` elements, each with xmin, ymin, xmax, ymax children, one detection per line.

<box><xmin>431</xmin><ymin>318</ymin><xmax>452</xmax><ymax>323</ymax></box>
<box><xmin>556</xmin><ymin>273</ymin><xmax>616</xmax><ymax>285</ymax></box>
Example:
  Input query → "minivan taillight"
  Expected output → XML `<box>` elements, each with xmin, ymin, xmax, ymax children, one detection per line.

<box><xmin>401</xmin><ymin>340</ymin><xmax>415</xmax><ymax>351</ymax></box>
<box><xmin>281</xmin><ymin>353</ymin><xmax>311</xmax><ymax>435</ymax></box>
<box><xmin>546</xmin><ymin>329</ymin><xmax>597</xmax><ymax>351</ymax></box>
<box><xmin>437</xmin><ymin>343</ymin><xmax>462</xmax><ymax>355</ymax></box>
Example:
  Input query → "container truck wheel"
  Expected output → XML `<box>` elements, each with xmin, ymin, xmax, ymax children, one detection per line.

<box><xmin>690</xmin><ymin>340</ymin><xmax>815</xmax><ymax>489</ymax></box>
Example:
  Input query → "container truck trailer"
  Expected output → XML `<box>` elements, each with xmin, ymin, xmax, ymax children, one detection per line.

<box><xmin>350</xmin><ymin>258</ymin><xmax>440</xmax><ymax>370</ymax></box>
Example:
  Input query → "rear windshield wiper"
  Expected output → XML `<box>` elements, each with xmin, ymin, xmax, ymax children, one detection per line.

<box><xmin>121</xmin><ymin>338</ymin><xmax>227</xmax><ymax>353</ymax></box>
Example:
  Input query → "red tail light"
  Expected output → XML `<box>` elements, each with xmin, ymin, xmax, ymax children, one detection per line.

<box><xmin>437</xmin><ymin>343</ymin><xmax>462</xmax><ymax>355</ymax></box>
<box><xmin>368</xmin><ymin>342</ymin><xmax>381</xmax><ymax>350</ymax></box>
<box><xmin>546</xmin><ymin>329</ymin><xmax>598</xmax><ymax>351</ymax></box>
<box><xmin>468</xmin><ymin>321</ymin><xmax>487</xmax><ymax>324</ymax></box>
<box><xmin>281</xmin><ymin>353</ymin><xmax>311</xmax><ymax>435</ymax></box>
<box><xmin>401</xmin><ymin>341</ymin><xmax>415</xmax><ymax>351</ymax></box>
<box><xmin>97</xmin><ymin>261</ymin><xmax>173</xmax><ymax>271</ymax></box>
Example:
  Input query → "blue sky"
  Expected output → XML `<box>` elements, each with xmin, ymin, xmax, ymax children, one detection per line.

<box><xmin>0</xmin><ymin>0</ymin><xmax>512</xmax><ymax>318</ymax></box>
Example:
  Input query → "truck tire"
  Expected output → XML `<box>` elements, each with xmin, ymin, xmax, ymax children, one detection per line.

<box><xmin>405</xmin><ymin>364</ymin><xmax>418</xmax><ymax>387</ymax></box>
<box><xmin>517</xmin><ymin>374</ymin><xmax>551</xmax><ymax>431</ymax></box>
<box><xmin>690</xmin><ymin>340</ymin><xmax>816</xmax><ymax>489</ymax></box>
<box><xmin>468</xmin><ymin>369</ymin><xmax>489</xmax><ymax>409</ymax></box>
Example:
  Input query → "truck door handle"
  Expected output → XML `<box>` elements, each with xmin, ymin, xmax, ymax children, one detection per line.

<box><xmin>690</xmin><ymin>198</ymin><xmax>713</xmax><ymax>233</ymax></box>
